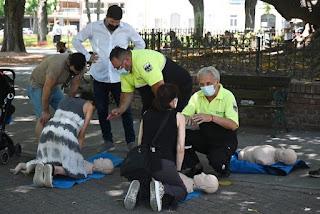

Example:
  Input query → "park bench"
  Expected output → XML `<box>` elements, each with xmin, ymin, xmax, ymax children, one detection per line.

<box><xmin>220</xmin><ymin>74</ymin><xmax>291</xmax><ymax>134</ymax></box>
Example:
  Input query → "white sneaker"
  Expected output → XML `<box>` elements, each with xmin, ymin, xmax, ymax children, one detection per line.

<box><xmin>124</xmin><ymin>180</ymin><xmax>140</xmax><ymax>210</ymax></box>
<box><xmin>150</xmin><ymin>179</ymin><xmax>165</xmax><ymax>212</ymax></box>
<box><xmin>43</xmin><ymin>164</ymin><xmax>53</xmax><ymax>188</ymax></box>
<box><xmin>33</xmin><ymin>163</ymin><xmax>45</xmax><ymax>187</ymax></box>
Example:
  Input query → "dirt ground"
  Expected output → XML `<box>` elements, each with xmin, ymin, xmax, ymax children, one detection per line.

<box><xmin>0</xmin><ymin>52</ymin><xmax>45</xmax><ymax>66</ymax></box>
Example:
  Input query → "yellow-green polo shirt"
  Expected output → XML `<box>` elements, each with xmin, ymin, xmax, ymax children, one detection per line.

<box><xmin>182</xmin><ymin>84</ymin><xmax>239</xmax><ymax>125</ymax></box>
<box><xmin>120</xmin><ymin>49</ymin><xmax>166</xmax><ymax>93</ymax></box>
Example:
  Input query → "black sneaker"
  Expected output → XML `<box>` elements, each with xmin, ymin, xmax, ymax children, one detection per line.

<box><xmin>218</xmin><ymin>164</ymin><xmax>231</xmax><ymax>178</ymax></box>
<box><xmin>124</xmin><ymin>180</ymin><xmax>140</xmax><ymax>210</ymax></box>
<box><xmin>219</xmin><ymin>171</ymin><xmax>230</xmax><ymax>178</ymax></box>
<box><xmin>309</xmin><ymin>168</ymin><xmax>320</xmax><ymax>178</ymax></box>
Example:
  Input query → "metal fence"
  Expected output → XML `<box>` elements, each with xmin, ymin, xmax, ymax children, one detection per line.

<box><xmin>135</xmin><ymin>29</ymin><xmax>319</xmax><ymax>80</ymax></box>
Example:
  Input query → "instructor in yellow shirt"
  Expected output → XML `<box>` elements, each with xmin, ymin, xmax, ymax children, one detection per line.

<box><xmin>182</xmin><ymin>66</ymin><xmax>239</xmax><ymax>178</ymax></box>
<box><xmin>108</xmin><ymin>47</ymin><xmax>192</xmax><ymax>118</ymax></box>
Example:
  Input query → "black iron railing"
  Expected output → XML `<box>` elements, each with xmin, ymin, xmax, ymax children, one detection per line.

<box><xmin>133</xmin><ymin>29</ymin><xmax>319</xmax><ymax>80</ymax></box>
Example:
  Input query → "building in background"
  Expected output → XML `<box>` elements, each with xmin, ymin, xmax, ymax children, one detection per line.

<box><xmin>48</xmin><ymin>0</ymin><xmax>290</xmax><ymax>35</ymax></box>
<box><xmin>49</xmin><ymin>0</ymin><xmax>81</xmax><ymax>35</ymax></box>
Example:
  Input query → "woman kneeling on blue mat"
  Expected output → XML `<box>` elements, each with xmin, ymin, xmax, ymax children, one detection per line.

<box><xmin>11</xmin><ymin>96</ymin><xmax>113</xmax><ymax>187</ymax></box>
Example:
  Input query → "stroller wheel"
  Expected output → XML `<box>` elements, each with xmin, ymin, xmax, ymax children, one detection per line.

<box><xmin>15</xmin><ymin>144</ymin><xmax>22</xmax><ymax>156</ymax></box>
<box><xmin>0</xmin><ymin>148</ymin><xmax>10</xmax><ymax>165</ymax></box>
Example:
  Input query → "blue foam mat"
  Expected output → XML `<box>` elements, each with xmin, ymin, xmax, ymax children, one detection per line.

<box><xmin>230</xmin><ymin>151</ymin><xmax>309</xmax><ymax>175</ymax></box>
<box><xmin>53</xmin><ymin>152</ymin><xmax>123</xmax><ymax>189</ymax></box>
<box><xmin>184</xmin><ymin>190</ymin><xmax>202</xmax><ymax>201</ymax></box>
<box><xmin>52</xmin><ymin>152</ymin><xmax>203</xmax><ymax>202</ymax></box>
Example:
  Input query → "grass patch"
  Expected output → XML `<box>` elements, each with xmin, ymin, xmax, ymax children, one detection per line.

<box><xmin>0</xmin><ymin>34</ymin><xmax>92</xmax><ymax>49</ymax></box>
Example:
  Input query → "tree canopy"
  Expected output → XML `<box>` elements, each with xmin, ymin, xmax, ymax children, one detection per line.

<box><xmin>0</xmin><ymin>0</ymin><xmax>4</xmax><ymax>17</ymax></box>
<box><xmin>262</xmin><ymin>0</ymin><xmax>320</xmax><ymax>29</ymax></box>
<box><xmin>188</xmin><ymin>0</ymin><xmax>204</xmax><ymax>38</ymax></box>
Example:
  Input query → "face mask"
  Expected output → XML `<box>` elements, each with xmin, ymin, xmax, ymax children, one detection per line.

<box><xmin>200</xmin><ymin>85</ymin><xmax>215</xmax><ymax>96</ymax></box>
<box><xmin>69</xmin><ymin>66</ymin><xmax>79</xmax><ymax>76</ymax></box>
<box><xmin>118</xmin><ymin>68</ymin><xmax>129</xmax><ymax>75</ymax></box>
<box><xmin>107</xmin><ymin>24</ymin><xmax>119</xmax><ymax>31</ymax></box>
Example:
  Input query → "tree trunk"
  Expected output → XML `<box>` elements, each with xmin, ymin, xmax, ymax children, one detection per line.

<box><xmin>96</xmin><ymin>0</ymin><xmax>101</xmax><ymax>21</ymax></box>
<box><xmin>188</xmin><ymin>0</ymin><xmax>204</xmax><ymax>38</ymax></box>
<box><xmin>29</xmin><ymin>17</ymin><xmax>32</xmax><ymax>30</ymax></box>
<box><xmin>261</xmin><ymin>0</ymin><xmax>320</xmax><ymax>29</ymax></box>
<box><xmin>33</xmin><ymin>11</ymin><xmax>38</xmax><ymax>34</ymax></box>
<box><xmin>245</xmin><ymin>0</ymin><xmax>257</xmax><ymax>32</ymax></box>
<box><xmin>310</xmin><ymin>30</ymin><xmax>320</xmax><ymax>79</ymax></box>
<box><xmin>1</xmin><ymin>0</ymin><xmax>26</xmax><ymax>52</ymax></box>
<box><xmin>85</xmin><ymin>0</ymin><xmax>91</xmax><ymax>23</ymax></box>
<box><xmin>37</xmin><ymin>0</ymin><xmax>48</xmax><ymax>42</ymax></box>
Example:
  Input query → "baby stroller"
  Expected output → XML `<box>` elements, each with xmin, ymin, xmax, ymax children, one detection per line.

<box><xmin>0</xmin><ymin>68</ymin><xmax>21</xmax><ymax>164</ymax></box>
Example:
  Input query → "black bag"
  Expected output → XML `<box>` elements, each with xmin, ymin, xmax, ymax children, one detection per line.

<box><xmin>120</xmin><ymin>111</ymin><xmax>171</xmax><ymax>180</ymax></box>
<box><xmin>119</xmin><ymin>144</ymin><xmax>151</xmax><ymax>180</ymax></box>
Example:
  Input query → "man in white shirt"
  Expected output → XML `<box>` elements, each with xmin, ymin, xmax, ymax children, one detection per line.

<box><xmin>72</xmin><ymin>5</ymin><xmax>145</xmax><ymax>151</ymax></box>
<box><xmin>52</xmin><ymin>21</ymin><xmax>62</xmax><ymax>43</ymax></box>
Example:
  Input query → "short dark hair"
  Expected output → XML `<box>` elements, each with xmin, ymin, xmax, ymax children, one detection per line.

<box><xmin>106</xmin><ymin>5</ymin><xmax>122</xmax><ymax>20</ymax></box>
<box><xmin>109</xmin><ymin>46</ymin><xmax>129</xmax><ymax>61</ymax></box>
<box><xmin>56</xmin><ymin>41</ymin><xmax>66</xmax><ymax>53</ymax></box>
<box><xmin>69</xmin><ymin>53</ymin><xmax>86</xmax><ymax>71</ymax></box>
<box><xmin>152</xmin><ymin>83</ymin><xmax>179</xmax><ymax>111</ymax></box>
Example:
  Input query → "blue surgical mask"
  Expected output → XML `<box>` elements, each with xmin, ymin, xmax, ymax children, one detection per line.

<box><xmin>118</xmin><ymin>68</ymin><xmax>129</xmax><ymax>75</ymax></box>
<box><xmin>200</xmin><ymin>85</ymin><xmax>215</xmax><ymax>96</ymax></box>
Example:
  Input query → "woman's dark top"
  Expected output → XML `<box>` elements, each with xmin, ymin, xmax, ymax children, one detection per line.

<box><xmin>141</xmin><ymin>109</ymin><xmax>178</xmax><ymax>163</ymax></box>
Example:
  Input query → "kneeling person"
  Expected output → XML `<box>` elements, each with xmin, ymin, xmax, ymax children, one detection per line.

<box><xmin>182</xmin><ymin>66</ymin><xmax>239</xmax><ymax>178</ymax></box>
<box><xmin>26</xmin><ymin>96</ymin><xmax>96</xmax><ymax>187</ymax></box>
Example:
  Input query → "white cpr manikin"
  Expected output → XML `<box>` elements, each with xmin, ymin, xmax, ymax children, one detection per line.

<box><xmin>179</xmin><ymin>172</ymin><xmax>219</xmax><ymax>194</ymax></box>
<box><xmin>238</xmin><ymin>145</ymin><xmax>297</xmax><ymax>165</ymax></box>
<box><xmin>10</xmin><ymin>158</ymin><xmax>114</xmax><ymax>175</ymax></box>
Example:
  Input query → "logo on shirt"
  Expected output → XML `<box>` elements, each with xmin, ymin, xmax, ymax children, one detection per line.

<box><xmin>233</xmin><ymin>101</ymin><xmax>238</xmax><ymax>112</ymax></box>
<box><xmin>143</xmin><ymin>63</ymin><xmax>153</xmax><ymax>72</ymax></box>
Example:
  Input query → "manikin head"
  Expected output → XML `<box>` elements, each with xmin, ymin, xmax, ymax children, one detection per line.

<box><xmin>275</xmin><ymin>148</ymin><xmax>297</xmax><ymax>165</ymax></box>
<box><xmin>93</xmin><ymin>158</ymin><xmax>114</xmax><ymax>174</ymax></box>
<box><xmin>193</xmin><ymin>172</ymin><xmax>219</xmax><ymax>194</ymax></box>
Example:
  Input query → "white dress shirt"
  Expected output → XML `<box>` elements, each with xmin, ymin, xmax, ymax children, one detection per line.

<box><xmin>52</xmin><ymin>24</ymin><xmax>62</xmax><ymax>36</ymax></box>
<box><xmin>72</xmin><ymin>20</ymin><xmax>145</xmax><ymax>83</ymax></box>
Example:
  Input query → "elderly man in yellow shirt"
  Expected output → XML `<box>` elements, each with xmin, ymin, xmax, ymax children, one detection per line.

<box><xmin>107</xmin><ymin>47</ymin><xmax>192</xmax><ymax>119</ymax></box>
<box><xmin>182</xmin><ymin>66</ymin><xmax>239</xmax><ymax>178</ymax></box>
